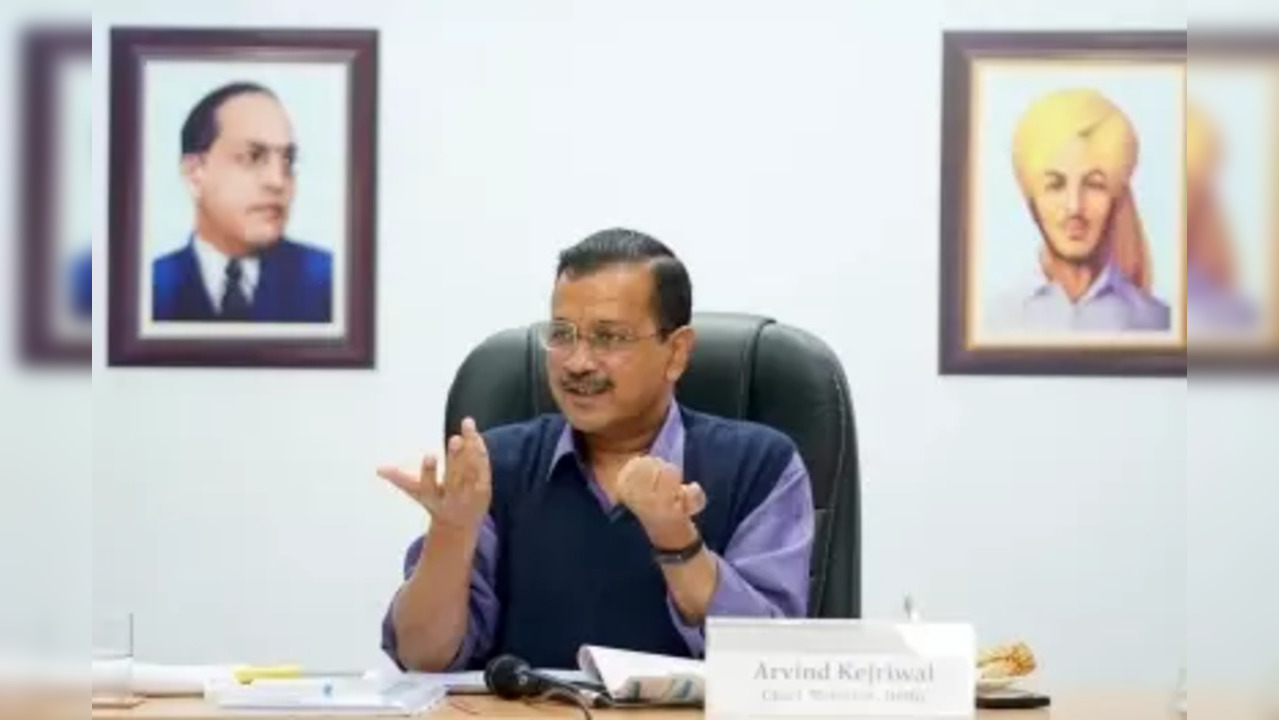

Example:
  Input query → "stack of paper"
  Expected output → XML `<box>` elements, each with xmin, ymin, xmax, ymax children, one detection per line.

<box><xmin>378</xmin><ymin>668</ymin><xmax>592</xmax><ymax>695</ymax></box>
<box><xmin>207</xmin><ymin>675</ymin><xmax>446</xmax><ymax>716</ymax></box>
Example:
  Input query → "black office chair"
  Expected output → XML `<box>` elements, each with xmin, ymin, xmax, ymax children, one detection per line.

<box><xmin>443</xmin><ymin>312</ymin><xmax>862</xmax><ymax>618</ymax></box>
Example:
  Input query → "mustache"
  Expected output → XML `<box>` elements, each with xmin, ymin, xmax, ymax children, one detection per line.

<box><xmin>561</xmin><ymin>372</ymin><xmax>612</xmax><ymax>394</ymax></box>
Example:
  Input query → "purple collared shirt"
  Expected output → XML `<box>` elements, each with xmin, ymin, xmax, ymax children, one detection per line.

<box><xmin>983</xmin><ymin>261</ymin><xmax>1172</xmax><ymax>334</ymax></box>
<box><xmin>1186</xmin><ymin>264</ymin><xmax>1258</xmax><ymax>338</ymax></box>
<box><xmin>384</xmin><ymin>402</ymin><xmax>815</xmax><ymax>669</ymax></box>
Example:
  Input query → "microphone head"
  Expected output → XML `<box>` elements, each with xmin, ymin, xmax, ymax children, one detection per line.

<box><xmin>484</xmin><ymin>654</ymin><xmax>536</xmax><ymax>699</ymax></box>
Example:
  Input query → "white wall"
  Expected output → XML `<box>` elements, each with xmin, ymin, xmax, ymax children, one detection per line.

<box><xmin>45</xmin><ymin>0</ymin><xmax>1271</xmax><ymax>692</ymax></box>
<box><xmin>1185</xmin><ymin>1</ymin><xmax>1279</xmax><ymax>695</ymax></box>
<box><xmin>0</xmin><ymin>0</ymin><xmax>96</xmax><ymax>667</ymax></box>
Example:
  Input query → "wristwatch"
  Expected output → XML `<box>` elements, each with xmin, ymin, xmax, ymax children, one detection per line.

<box><xmin>652</xmin><ymin>534</ymin><xmax>705</xmax><ymax>565</ymax></box>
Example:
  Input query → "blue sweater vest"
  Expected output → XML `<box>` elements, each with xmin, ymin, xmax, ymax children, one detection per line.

<box><xmin>478</xmin><ymin>406</ymin><xmax>796</xmax><ymax>670</ymax></box>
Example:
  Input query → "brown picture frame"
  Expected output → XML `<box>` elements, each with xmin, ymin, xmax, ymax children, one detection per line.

<box><xmin>107</xmin><ymin>27</ymin><xmax>379</xmax><ymax>368</ymax></box>
<box><xmin>17</xmin><ymin>24</ymin><xmax>91</xmax><ymax>367</ymax></box>
<box><xmin>938</xmin><ymin>30</ymin><xmax>1190</xmax><ymax>378</ymax></box>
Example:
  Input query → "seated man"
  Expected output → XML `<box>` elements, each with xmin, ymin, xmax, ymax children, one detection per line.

<box><xmin>378</xmin><ymin>228</ymin><xmax>815</xmax><ymax>672</ymax></box>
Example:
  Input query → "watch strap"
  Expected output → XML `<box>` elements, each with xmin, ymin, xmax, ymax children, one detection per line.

<box><xmin>653</xmin><ymin>534</ymin><xmax>705</xmax><ymax>565</ymax></box>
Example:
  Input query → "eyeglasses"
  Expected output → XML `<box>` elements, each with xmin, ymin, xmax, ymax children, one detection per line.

<box><xmin>231</xmin><ymin>145</ymin><xmax>297</xmax><ymax>175</ymax></box>
<box><xmin>536</xmin><ymin>321</ymin><xmax>663</xmax><ymax>356</ymax></box>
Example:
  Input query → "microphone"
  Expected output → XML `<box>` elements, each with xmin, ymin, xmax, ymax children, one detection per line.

<box><xmin>483</xmin><ymin>654</ymin><xmax>582</xmax><ymax>700</ymax></box>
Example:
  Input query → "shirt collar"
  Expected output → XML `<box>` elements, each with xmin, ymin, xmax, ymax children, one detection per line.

<box><xmin>192</xmin><ymin>234</ymin><xmax>262</xmax><ymax>306</ymax></box>
<box><xmin>548</xmin><ymin>399</ymin><xmax>686</xmax><ymax>479</ymax></box>
<box><xmin>1030</xmin><ymin>260</ymin><xmax>1126</xmax><ymax>304</ymax></box>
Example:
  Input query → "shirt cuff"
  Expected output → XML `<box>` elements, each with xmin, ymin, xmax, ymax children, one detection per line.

<box><xmin>667</xmin><ymin>551</ymin><xmax>764</xmax><ymax>657</ymax></box>
<box><xmin>381</xmin><ymin>588</ymin><xmax>480</xmax><ymax>672</ymax></box>
<box><xmin>442</xmin><ymin>625</ymin><xmax>479</xmax><ymax>671</ymax></box>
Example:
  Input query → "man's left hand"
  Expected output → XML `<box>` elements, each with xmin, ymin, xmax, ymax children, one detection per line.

<box><xmin>616</xmin><ymin>456</ymin><xmax>707</xmax><ymax>549</ymax></box>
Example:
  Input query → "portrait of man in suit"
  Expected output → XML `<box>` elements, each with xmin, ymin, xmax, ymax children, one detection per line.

<box><xmin>982</xmin><ymin>87</ymin><xmax>1173</xmax><ymax>335</ymax></box>
<box><xmin>19</xmin><ymin>24</ymin><xmax>92</xmax><ymax>366</ymax></box>
<box><xmin>108</xmin><ymin>28</ymin><xmax>377</xmax><ymax>367</ymax></box>
<box><xmin>151</xmin><ymin>81</ymin><xmax>333</xmax><ymax>323</ymax></box>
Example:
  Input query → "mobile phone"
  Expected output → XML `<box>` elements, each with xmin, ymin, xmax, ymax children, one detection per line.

<box><xmin>976</xmin><ymin>689</ymin><xmax>1051</xmax><ymax>709</ymax></box>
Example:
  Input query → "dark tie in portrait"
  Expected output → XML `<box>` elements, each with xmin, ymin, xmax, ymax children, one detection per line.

<box><xmin>151</xmin><ymin>81</ymin><xmax>332</xmax><ymax>323</ymax></box>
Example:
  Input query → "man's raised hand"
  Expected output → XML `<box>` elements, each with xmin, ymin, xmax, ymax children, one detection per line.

<box><xmin>377</xmin><ymin>417</ymin><xmax>492</xmax><ymax>532</ymax></box>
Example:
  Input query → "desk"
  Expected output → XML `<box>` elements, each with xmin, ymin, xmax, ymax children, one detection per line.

<box><xmin>91</xmin><ymin>691</ymin><xmax>1193</xmax><ymax>719</ymax></box>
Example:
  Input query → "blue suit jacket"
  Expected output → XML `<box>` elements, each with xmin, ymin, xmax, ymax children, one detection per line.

<box><xmin>151</xmin><ymin>237</ymin><xmax>333</xmax><ymax>323</ymax></box>
<box><xmin>70</xmin><ymin>250</ymin><xmax>92</xmax><ymax>319</ymax></box>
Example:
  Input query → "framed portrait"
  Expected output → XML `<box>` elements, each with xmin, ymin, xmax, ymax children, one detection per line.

<box><xmin>938</xmin><ymin>31</ymin><xmax>1189</xmax><ymax>377</ymax></box>
<box><xmin>107</xmin><ymin>28</ymin><xmax>378</xmax><ymax>368</ymax></box>
<box><xmin>17</xmin><ymin>25</ymin><xmax>91</xmax><ymax>367</ymax></box>
<box><xmin>1184</xmin><ymin>33</ymin><xmax>1279</xmax><ymax>373</ymax></box>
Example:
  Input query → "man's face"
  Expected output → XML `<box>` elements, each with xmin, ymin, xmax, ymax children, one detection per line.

<box><xmin>184</xmin><ymin>92</ymin><xmax>296</xmax><ymax>253</ymax></box>
<box><xmin>1030</xmin><ymin>138</ymin><xmax>1116</xmax><ymax>263</ymax></box>
<box><xmin>545</xmin><ymin>264</ymin><xmax>688</xmax><ymax>435</ymax></box>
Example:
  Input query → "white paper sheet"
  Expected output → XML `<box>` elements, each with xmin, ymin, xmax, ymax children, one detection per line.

<box><xmin>208</xmin><ymin>675</ymin><xmax>445</xmax><ymax>716</ymax></box>
<box><xmin>369</xmin><ymin>668</ymin><xmax>592</xmax><ymax>694</ymax></box>
<box><xmin>125</xmin><ymin>663</ymin><xmax>236</xmax><ymax>695</ymax></box>
<box><xmin>576</xmin><ymin>645</ymin><xmax>704</xmax><ymax>704</ymax></box>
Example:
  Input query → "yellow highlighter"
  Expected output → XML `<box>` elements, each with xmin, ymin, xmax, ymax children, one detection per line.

<box><xmin>232</xmin><ymin>665</ymin><xmax>305</xmax><ymax>684</ymax></box>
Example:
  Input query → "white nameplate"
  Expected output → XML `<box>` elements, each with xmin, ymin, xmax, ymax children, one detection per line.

<box><xmin>705</xmin><ymin>617</ymin><xmax>976</xmax><ymax>718</ymax></box>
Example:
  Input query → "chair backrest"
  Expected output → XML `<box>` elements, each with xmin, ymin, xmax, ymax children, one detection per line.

<box><xmin>444</xmin><ymin>311</ymin><xmax>862</xmax><ymax>618</ymax></box>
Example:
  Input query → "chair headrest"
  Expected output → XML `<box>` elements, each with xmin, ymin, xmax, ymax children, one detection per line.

<box><xmin>673</xmin><ymin>312</ymin><xmax>773</xmax><ymax>419</ymax></box>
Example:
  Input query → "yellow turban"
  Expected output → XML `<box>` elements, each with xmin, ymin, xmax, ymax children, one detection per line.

<box><xmin>1186</xmin><ymin>100</ymin><xmax>1221</xmax><ymax>186</ymax></box>
<box><xmin>1184</xmin><ymin>100</ymin><xmax>1234</xmax><ymax>289</ymax></box>
<box><xmin>1011</xmin><ymin>88</ymin><xmax>1152</xmax><ymax>291</ymax></box>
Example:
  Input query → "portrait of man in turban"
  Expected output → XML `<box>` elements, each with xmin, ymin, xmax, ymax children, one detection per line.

<box><xmin>1185</xmin><ymin>100</ymin><xmax>1261</xmax><ymax>339</ymax></box>
<box><xmin>983</xmin><ymin>87</ymin><xmax>1173</xmax><ymax>335</ymax></box>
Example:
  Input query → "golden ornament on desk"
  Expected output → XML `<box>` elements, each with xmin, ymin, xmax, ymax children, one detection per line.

<box><xmin>900</xmin><ymin>596</ymin><xmax>1038</xmax><ymax>692</ymax></box>
<box><xmin>976</xmin><ymin>640</ymin><xmax>1037</xmax><ymax>691</ymax></box>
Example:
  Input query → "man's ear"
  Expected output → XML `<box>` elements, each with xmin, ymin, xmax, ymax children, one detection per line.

<box><xmin>179</xmin><ymin>154</ymin><xmax>203</xmax><ymax>199</ymax></box>
<box><xmin>664</xmin><ymin>325</ymin><xmax>696</xmax><ymax>382</ymax></box>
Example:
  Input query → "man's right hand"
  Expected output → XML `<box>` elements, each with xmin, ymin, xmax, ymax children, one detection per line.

<box><xmin>378</xmin><ymin>417</ymin><xmax>492</xmax><ymax>533</ymax></box>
